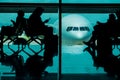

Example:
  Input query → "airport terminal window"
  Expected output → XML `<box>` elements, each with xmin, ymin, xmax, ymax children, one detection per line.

<box><xmin>60</xmin><ymin>3</ymin><xmax>120</xmax><ymax>80</ymax></box>
<box><xmin>1</xmin><ymin>1</ymin><xmax>120</xmax><ymax>80</ymax></box>
<box><xmin>61</xmin><ymin>10</ymin><xmax>120</xmax><ymax>80</ymax></box>
<box><xmin>0</xmin><ymin>12</ymin><xmax>59</xmax><ymax>79</ymax></box>
<box><xmin>0</xmin><ymin>1</ymin><xmax>59</xmax><ymax>80</ymax></box>
<box><xmin>61</xmin><ymin>13</ymin><xmax>109</xmax><ymax>74</ymax></box>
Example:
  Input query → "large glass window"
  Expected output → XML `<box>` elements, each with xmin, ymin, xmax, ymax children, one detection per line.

<box><xmin>61</xmin><ymin>13</ymin><xmax>109</xmax><ymax>74</ymax></box>
<box><xmin>60</xmin><ymin>1</ymin><xmax>120</xmax><ymax>79</ymax></box>
<box><xmin>0</xmin><ymin>12</ymin><xmax>59</xmax><ymax>79</ymax></box>
<box><xmin>0</xmin><ymin>1</ymin><xmax>120</xmax><ymax>80</ymax></box>
<box><xmin>61</xmin><ymin>3</ymin><xmax>119</xmax><ymax>80</ymax></box>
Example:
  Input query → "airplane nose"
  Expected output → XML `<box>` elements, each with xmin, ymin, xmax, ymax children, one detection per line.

<box><xmin>54</xmin><ymin>14</ymin><xmax>93</xmax><ymax>45</ymax></box>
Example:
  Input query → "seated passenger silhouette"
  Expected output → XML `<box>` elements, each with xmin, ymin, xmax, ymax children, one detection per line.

<box><xmin>83</xmin><ymin>13</ymin><xmax>120</xmax><ymax>80</ymax></box>
<box><xmin>11</xmin><ymin>10</ymin><xmax>27</xmax><ymax>36</ymax></box>
<box><xmin>1</xmin><ymin>10</ymin><xmax>27</xmax><ymax>40</ymax></box>
<box><xmin>26</xmin><ymin>7</ymin><xmax>50</xmax><ymax>36</ymax></box>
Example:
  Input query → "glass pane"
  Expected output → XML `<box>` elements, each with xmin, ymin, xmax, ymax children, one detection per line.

<box><xmin>61</xmin><ymin>13</ymin><xmax>108</xmax><ymax>73</ymax></box>
<box><xmin>61</xmin><ymin>13</ymin><xmax>119</xmax><ymax>80</ymax></box>
<box><xmin>0</xmin><ymin>12</ymin><xmax>59</xmax><ymax>80</ymax></box>
<box><xmin>0</xmin><ymin>13</ymin><xmax>58</xmax><ymax>27</ymax></box>
<box><xmin>0</xmin><ymin>0</ymin><xmax>58</xmax><ymax>3</ymax></box>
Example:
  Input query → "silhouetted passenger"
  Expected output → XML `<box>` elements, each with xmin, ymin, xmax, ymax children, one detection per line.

<box><xmin>114</xmin><ymin>11</ymin><xmax>120</xmax><ymax>39</ymax></box>
<box><xmin>84</xmin><ymin>13</ymin><xmax>115</xmax><ymax>67</ymax></box>
<box><xmin>11</xmin><ymin>10</ymin><xmax>27</xmax><ymax>35</ymax></box>
<box><xmin>84</xmin><ymin>13</ymin><xmax>120</xmax><ymax>79</ymax></box>
<box><xmin>26</xmin><ymin>7</ymin><xmax>48</xmax><ymax>36</ymax></box>
<box><xmin>105</xmin><ymin>18</ymin><xmax>120</xmax><ymax>79</ymax></box>
<box><xmin>44</xmin><ymin>27</ymin><xmax>58</xmax><ymax>66</ymax></box>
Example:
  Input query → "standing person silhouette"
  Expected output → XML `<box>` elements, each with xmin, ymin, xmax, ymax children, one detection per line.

<box><xmin>43</xmin><ymin>27</ymin><xmax>58</xmax><ymax>66</ymax></box>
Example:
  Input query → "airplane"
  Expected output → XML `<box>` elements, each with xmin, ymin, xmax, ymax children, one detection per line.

<box><xmin>53</xmin><ymin>14</ymin><xmax>93</xmax><ymax>45</ymax></box>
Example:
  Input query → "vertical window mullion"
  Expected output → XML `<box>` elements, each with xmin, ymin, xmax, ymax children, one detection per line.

<box><xmin>58</xmin><ymin>0</ymin><xmax>62</xmax><ymax>80</ymax></box>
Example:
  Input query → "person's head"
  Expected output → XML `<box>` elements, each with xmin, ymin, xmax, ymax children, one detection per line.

<box><xmin>109</xmin><ymin>13</ymin><xmax>116</xmax><ymax>20</ymax></box>
<box><xmin>33</xmin><ymin>7</ymin><xmax>44</xmax><ymax>16</ymax></box>
<box><xmin>17</xmin><ymin>10</ymin><xmax>24</xmax><ymax>17</ymax></box>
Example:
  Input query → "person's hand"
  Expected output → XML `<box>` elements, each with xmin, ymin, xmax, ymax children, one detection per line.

<box><xmin>44</xmin><ymin>18</ymin><xmax>50</xmax><ymax>23</ymax></box>
<box><xmin>11</xmin><ymin>19</ymin><xmax>16</xmax><ymax>25</ymax></box>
